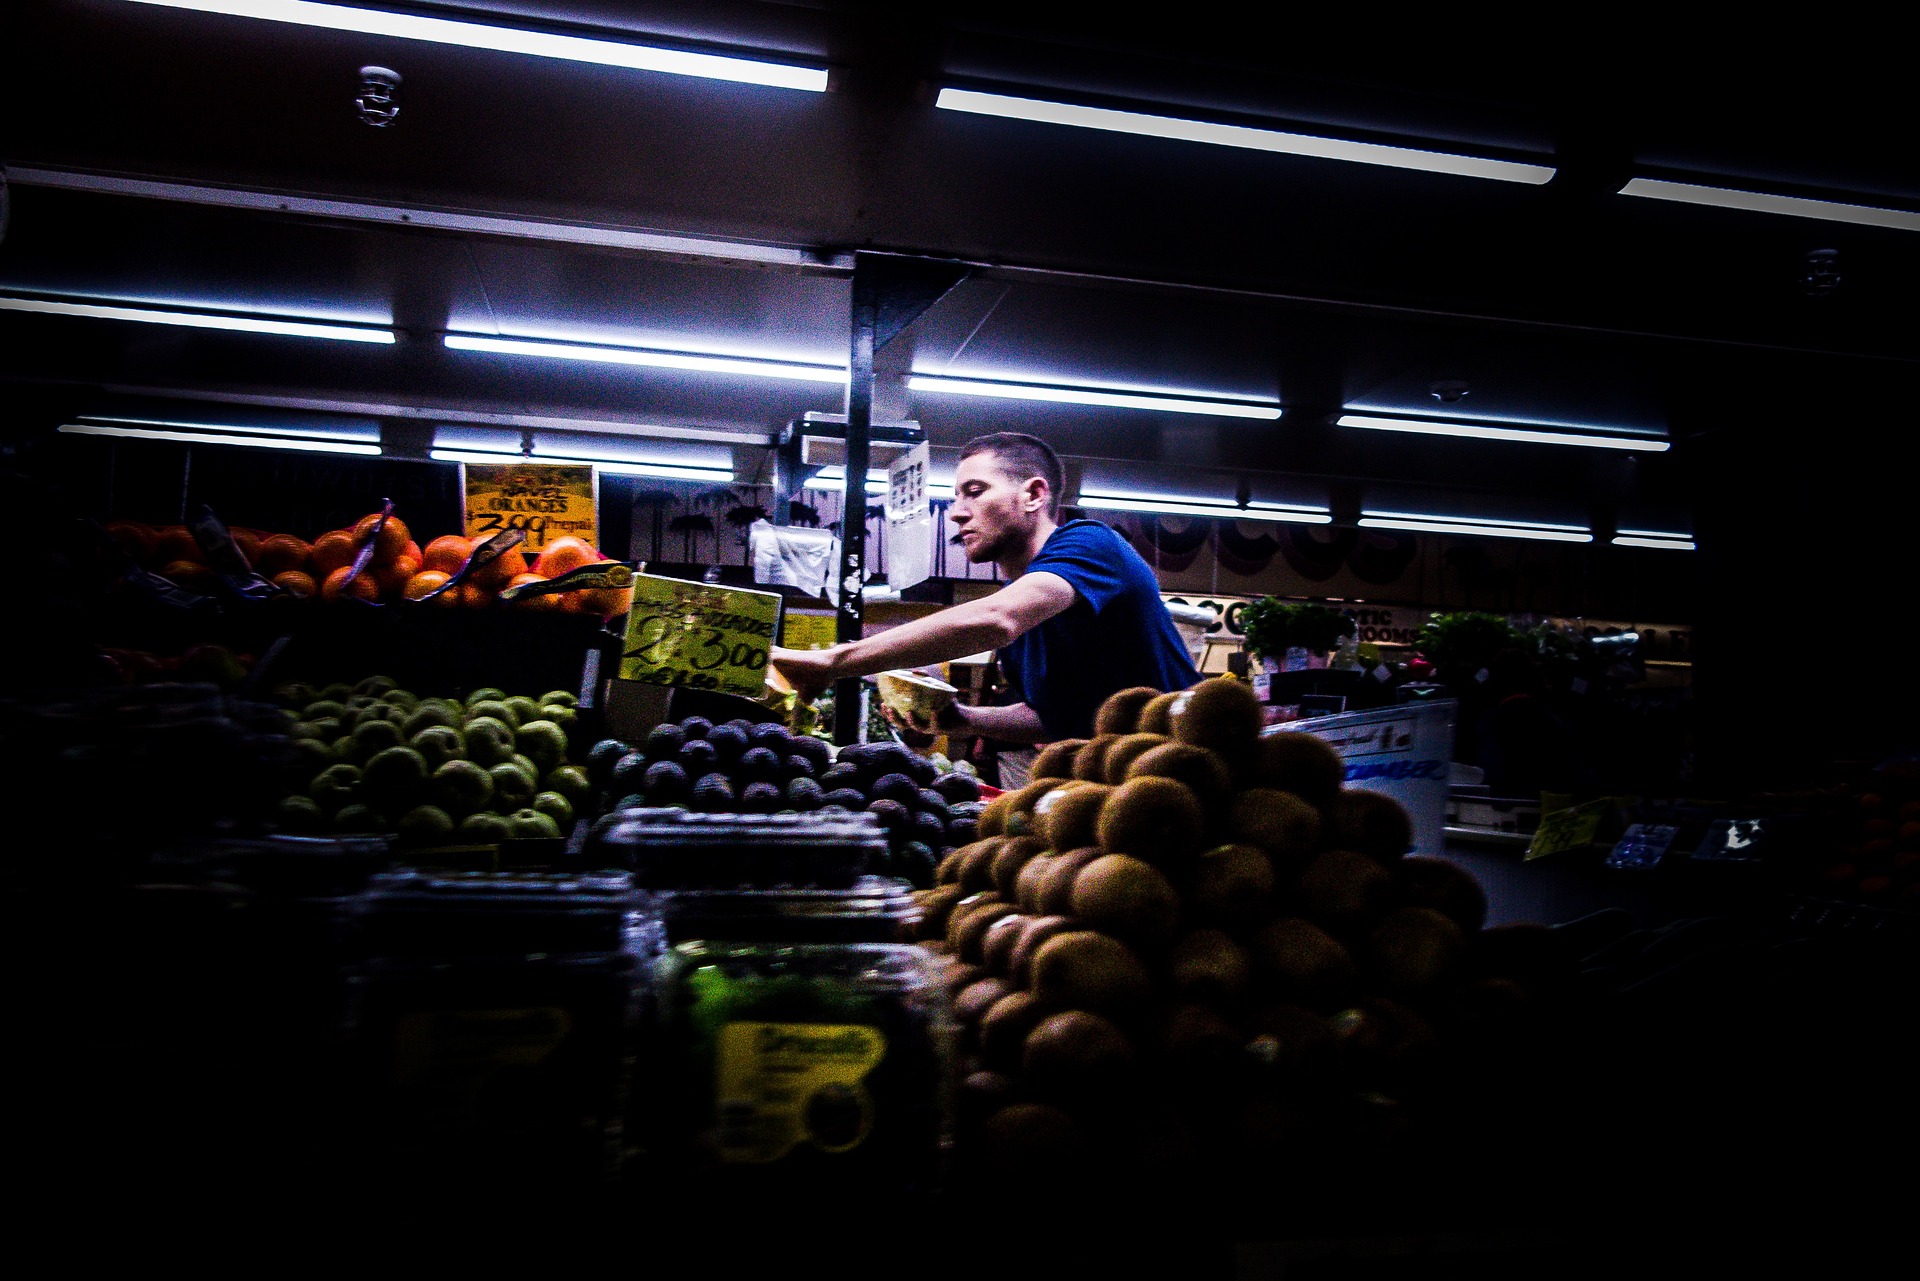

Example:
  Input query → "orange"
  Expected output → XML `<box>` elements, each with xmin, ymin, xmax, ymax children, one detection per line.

<box><xmin>229</xmin><ymin>528</ymin><xmax>263</xmax><ymax>566</ymax></box>
<box><xmin>105</xmin><ymin>520</ymin><xmax>158</xmax><ymax>565</ymax></box>
<box><xmin>458</xmin><ymin>583</ymin><xmax>495</xmax><ymax>609</ymax></box>
<box><xmin>374</xmin><ymin>552</ymin><xmax>423</xmax><ymax>599</ymax></box>
<box><xmin>352</xmin><ymin>512</ymin><xmax>411</xmax><ymax>563</ymax></box>
<box><xmin>402</xmin><ymin>569</ymin><xmax>453</xmax><ymax>603</ymax></box>
<box><xmin>320</xmin><ymin>565</ymin><xmax>380</xmax><ymax>604</ymax></box>
<box><xmin>154</xmin><ymin>526</ymin><xmax>204</xmax><ymax>567</ymax></box>
<box><xmin>311</xmin><ymin>530</ymin><xmax>359</xmax><ymax>577</ymax></box>
<box><xmin>505</xmin><ymin>571</ymin><xmax>562</xmax><ymax>611</ymax></box>
<box><xmin>255</xmin><ymin>533</ymin><xmax>312</xmax><ymax>576</ymax></box>
<box><xmin>159</xmin><ymin>559</ymin><xmax>219</xmax><ymax>590</ymax></box>
<box><xmin>531</xmin><ymin>535</ymin><xmax>602</xmax><ymax>578</ymax></box>
<box><xmin>272</xmin><ymin>569</ymin><xmax>317</xmax><ymax>599</ymax></box>
<box><xmin>422</xmin><ymin>535</ymin><xmax>473</xmax><ymax>576</ymax></box>
<box><xmin>582</xmin><ymin>584</ymin><xmax>632</xmax><ymax>618</ymax></box>
<box><xmin>470</xmin><ymin>546</ymin><xmax>528</xmax><ymax>590</ymax></box>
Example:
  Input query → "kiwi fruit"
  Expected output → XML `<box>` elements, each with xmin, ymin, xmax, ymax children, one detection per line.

<box><xmin>915</xmin><ymin>883</ymin><xmax>970</xmax><ymax>940</ymax></box>
<box><xmin>1030</xmin><ymin>739</ymin><xmax>1087</xmax><ymax>781</ymax></box>
<box><xmin>954</xmin><ymin>976</ymin><xmax>1015</xmax><ymax>1033</ymax></box>
<box><xmin>1093</xmin><ymin>685</ymin><xmax>1163</xmax><ymax>737</ymax></box>
<box><xmin>1005</xmin><ymin>779</ymin><xmax>1072</xmax><ymax>838</ymax></box>
<box><xmin>990</xmin><ymin>835</ymin><xmax>1048</xmax><ymax>899</ymax></box>
<box><xmin>1166</xmin><ymin>927</ymin><xmax>1253</xmax><ymax>1005</ymax></box>
<box><xmin>1123</xmin><ymin>741</ymin><xmax>1232</xmax><ymax>805</ymax></box>
<box><xmin>1187</xmin><ymin>843</ymin><xmax>1276</xmax><ymax>925</ymax></box>
<box><xmin>979</xmin><ymin>910</ymin><xmax>1033</xmax><ymax>975</ymax></box>
<box><xmin>1095</xmin><ymin>775</ymin><xmax>1205</xmax><ymax>864</ymax></box>
<box><xmin>1072</xmin><ymin>735</ymin><xmax>1119</xmax><ymax>782</ymax></box>
<box><xmin>1251</xmin><ymin>731</ymin><xmax>1347</xmax><ymax>806</ymax></box>
<box><xmin>957</xmin><ymin>1069</ymin><xmax>1019</xmax><ymax>1131</ymax></box>
<box><xmin>1296</xmin><ymin>846</ymin><xmax>1395</xmax><ymax>932</ymax></box>
<box><xmin>1329</xmin><ymin>996</ymin><xmax>1439</xmax><ymax>1088</ymax></box>
<box><xmin>953</xmin><ymin>901</ymin><xmax>1021</xmax><ymax>964</ymax></box>
<box><xmin>941</xmin><ymin>961</ymin><xmax>989</xmax><ymax>1001</ymax></box>
<box><xmin>1036</xmin><ymin>846</ymin><xmax>1106</xmax><ymax>916</ymax></box>
<box><xmin>977</xmin><ymin>988</ymin><xmax>1058</xmax><ymax>1072</ymax></box>
<box><xmin>1325</xmin><ymin>788</ymin><xmax>1415</xmax><ymax>863</ymax></box>
<box><xmin>1250</xmin><ymin>916</ymin><xmax>1357</xmax><ymax>1012</ymax></box>
<box><xmin>1100</xmin><ymin>732</ymin><xmax>1169</xmax><ymax>785</ymax></box>
<box><xmin>1022</xmin><ymin>1009</ymin><xmax>1138</xmax><ymax>1099</ymax></box>
<box><xmin>1169</xmin><ymin>677</ymin><xmax>1264</xmax><ymax>761</ymax></box>
<box><xmin>976</xmin><ymin>791</ymin><xmax>1014</xmax><ymax>838</ymax></box>
<box><xmin>934</xmin><ymin>846</ymin><xmax>969</xmax><ymax>886</ymax></box>
<box><xmin>959</xmin><ymin>837</ymin><xmax>1008</xmax><ymax>892</ymax></box>
<box><xmin>1013</xmin><ymin>853</ymin><xmax>1056</xmax><ymax>913</ymax></box>
<box><xmin>943</xmin><ymin>891</ymin><xmax>1005</xmax><ymax>951</ymax></box>
<box><xmin>1392</xmin><ymin>854</ymin><xmax>1489</xmax><ymax>933</ymax></box>
<box><xmin>1230</xmin><ymin>788</ymin><xmax>1324</xmax><ymax>869</ymax></box>
<box><xmin>1365</xmin><ymin>905</ymin><xmax>1468</xmax><ymax>1000</ymax></box>
<box><xmin>1027</xmin><ymin>929</ymin><xmax>1153</xmax><ymax>1014</ymax></box>
<box><xmin>1069</xmin><ymin>853</ymin><xmax>1182</xmax><ymax>945</ymax></box>
<box><xmin>1036</xmin><ymin>782</ymin><xmax>1111</xmax><ymax>852</ymax></box>
<box><xmin>1006</xmin><ymin>915</ymin><xmax>1080</xmax><ymax>986</ymax></box>
<box><xmin>1152</xmin><ymin>1002</ymin><xmax>1243</xmax><ymax>1083</ymax></box>
<box><xmin>1136</xmin><ymin>690</ymin><xmax>1182</xmax><ymax>736</ymax></box>
<box><xmin>975</xmin><ymin>1102</ymin><xmax>1087</xmax><ymax>1178</ymax></box>
<box><xmin>1243</xmin><ymin>1002</ymin><xmax>1342</xmax><ymax>1084</ymax></box>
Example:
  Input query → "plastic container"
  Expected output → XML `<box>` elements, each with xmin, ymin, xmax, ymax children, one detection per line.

<box><xmin>651</xmin><ymin>875</ymin><xmax>918</xmax><ymax>945</ymax></box>
<box><xmin>633</xmin><ymin>941</ymin><xmax>954</xmax><ymax>1198</ymax></box>
<box><xmin>580</xmin><ymin>807</ymin><xmax>887</xmax><ymax>890</ymax></box>
<box><xmin>339</xmin><ymin>868</ymin><xmax>659</xmax><ymax>1185</ymax></box>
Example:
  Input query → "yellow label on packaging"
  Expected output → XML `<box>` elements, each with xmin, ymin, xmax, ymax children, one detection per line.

<box><xmin>617</xmin><ymin>574</ymin><xmax>782</xmax><ymax>697</ymax></box>
<box><xmin>712</xmin><ymin>1022</ymin><xmax>885</xmax><ymax>1163</ymax></box>
<box><xmin>461</xmin><ymin>461</ymin><xmax>598</xmax><ymax>557</ymax></box>
<box><xmin>1526</xmin><ymin>796</ymin><xmax>1613</xmax><ymax>861</ymax></box>
<box><xmin>782</xmin><ymin>610</ymin><xmax>837</xmax><ymax>651</ymax></box>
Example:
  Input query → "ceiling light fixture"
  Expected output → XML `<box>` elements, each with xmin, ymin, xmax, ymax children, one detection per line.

<box><xmin>1078</xmin><ymin>489</ymin><xmax>1331</xmax><ymax>524</ymax></box>
<box><xmin>803</xmin><ymin>465</ymin><xmax>955</xmax><ymax>499</ymax></box>
<box><xmin>444</xmin><ymin>333</ymin><xmax>848</xmax><ymax>383</ymax></box>
<box><xmin>428</xmin><ymin>446</ymin><xmax>732</xmax><ymax>482</ymax></box>
<box><xmin>58</xmin><ymin>419</ymin><xmax>381</xmax><ymax>455</ymax></box>
<box><xmin>935</xmin><ymin>88</ymin><xmax>1555</xmax><ymax>185</ymax></box>
<box><xmin>1611</xmin><ymin>530</ymin><xmax>1697</xmax><ymax>551</ymax></box>
<box><xmin>909</xmin><ymin>375</ymin><xmax>1280</xmax><ymax>419</ymax></box>
<box><xmin>1337</xmin><ymin>413</ymin><xmax>1669</xmax><ymax>452</ymax></box>
<box><xmin>0</xmin><ymin>294</ymin><xmax>396</xmax><ymax>342</ymax></box>
<box><xmin>124</xmin><ymin>0</ymin><xmax>830</xmax><ymax>91</ymax></box>
<box><xmin>1359</xmin><ymin>509</ymin><xmax>1593</xmax><ymax>543</ymax></box>
<box><xmin>1618</xmin><ymin>177</ymin><xmax>1920</xmax><ymax>232</ymax></box>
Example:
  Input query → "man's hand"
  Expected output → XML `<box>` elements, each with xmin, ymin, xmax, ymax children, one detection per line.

<box><xmin>885</xmin><ymin>698</ymin><xmax>975</xmax><ymax>742</ymax></box>
<box><xmin>769</xmin><ymin>646</ymin><xmax>838</xmax><ymax>704</ymax></box>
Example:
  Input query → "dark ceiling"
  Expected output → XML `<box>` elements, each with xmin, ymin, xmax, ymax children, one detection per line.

<box><xmin>3</xmin><ymin>0</ymin><xmax>1916</xmax><ymax>536</ymax></box>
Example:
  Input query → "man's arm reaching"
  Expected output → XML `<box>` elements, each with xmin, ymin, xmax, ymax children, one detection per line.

<box><xmin>770</xmin><ymin>571</ymin><xmax>1075</xmax><ymax>703</ymax></box>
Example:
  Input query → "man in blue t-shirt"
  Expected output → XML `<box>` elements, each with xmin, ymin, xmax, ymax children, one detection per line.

<box><xmin>770</xmin><ymin>432</ymin><xmax>1200</xmax><ymax>744</ymax></box>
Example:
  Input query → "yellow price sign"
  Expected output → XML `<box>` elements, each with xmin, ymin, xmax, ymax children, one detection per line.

<box><xmin>1526</xmin><ymin>796</ymin><xmax>1613</xmax><ymax>861</ymax></box>
<box><xmin>782</xmin><ymin>610</ymin><xmax>837</xmax><ymax>651</ymax></box>
<box><xmin>461</xmin><ymin>461</ymin><xmax>598</xmax><ymax>558</ymax></box>
<box><xmin>617</xmin><ymin>574</ymin><xmax>782</xmax><ymax>697</ymax></box>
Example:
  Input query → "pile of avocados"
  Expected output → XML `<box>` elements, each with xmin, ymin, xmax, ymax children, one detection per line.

<box><xmin>911</xmin><ymin>676</ymin><xmax>1591</xmax><ymax>1213</ymax></box>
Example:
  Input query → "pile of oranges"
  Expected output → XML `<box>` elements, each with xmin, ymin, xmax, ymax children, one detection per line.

<box><xmin>103</xmin><ymin>514</ymin><xmax>630</xmax><ymax>617</ymax></box>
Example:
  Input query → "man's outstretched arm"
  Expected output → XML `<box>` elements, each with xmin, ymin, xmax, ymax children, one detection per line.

<box><xmin>770</xmin><ymin>571</ymin><xmax>1075</xmax><ymax>703</ymax></box>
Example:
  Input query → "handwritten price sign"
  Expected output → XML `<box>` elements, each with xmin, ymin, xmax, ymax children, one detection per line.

<box><xmin>461</xmin><ymin>462</ymin><xmax>597</xmax><ymax>557</ymax></box>
<box><xmin>1526</xmin><ymin>796</ymin><xmax>1613</xmax><ymax>862</ymax></box>
<box><xmin>617</xmin><ymin>574</ymin><xmax>783</xmax><ymax>697</ymax></box>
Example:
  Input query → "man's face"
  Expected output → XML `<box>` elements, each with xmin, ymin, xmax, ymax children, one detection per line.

<box><xmin>949</xmin><ymin>451</ymin><xmax>1042</xmax><ymax>564</ymax></box>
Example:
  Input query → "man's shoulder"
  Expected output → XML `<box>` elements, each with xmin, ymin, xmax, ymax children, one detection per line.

<box><xmin>1039</xmin><ymin>519</ymin><xmax>1129</xmax><ymax>558</ymax></box>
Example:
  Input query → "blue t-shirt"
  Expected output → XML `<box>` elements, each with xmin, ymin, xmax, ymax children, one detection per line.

<box><xmin>998</xmin><ymin>520</ymin><xmax>1201</xmax><ymax>740</ymax></box>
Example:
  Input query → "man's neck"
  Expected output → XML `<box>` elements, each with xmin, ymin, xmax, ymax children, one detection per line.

<box><xmin>999</xmin><ymin>514</ymin><xmax>1060</xmax><ymax>579</ymax></box>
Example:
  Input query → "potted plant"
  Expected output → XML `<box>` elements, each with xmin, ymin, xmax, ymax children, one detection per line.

<box><xmin>1239</xmin><ymin>598</ymin><xmax>1357</xmax><ymax>671</ymax></box>
<box><xmin>1414</xmin><ymin>611</ymin><xmax>1521</xmax><ymax>686</ymax></box>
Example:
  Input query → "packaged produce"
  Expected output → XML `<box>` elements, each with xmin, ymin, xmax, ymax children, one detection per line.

<box><xmin>582</xmin><ymin>807</ymin><xmax>887</xmax><ymax>890</ymax></box>
<box><xmin>650</xmin><ymin>875</ymin><xmax>919</xmax><ymax>945</ymax></box>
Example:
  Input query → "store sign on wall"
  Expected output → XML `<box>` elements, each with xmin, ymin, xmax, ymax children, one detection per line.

<box><xmin>1161</xmin><ymin>596</ymin><xmax>1428</xmax><ymax>647</ymax></box>
<box><xmin>461</xmin><ymin>462</ymin><xmax>597</xmax><ymax>558</ymax></box>
<box><xmin>617</xmin><ymin>574</ymin><xmax>782</xmax><ymax>697</ymax></box>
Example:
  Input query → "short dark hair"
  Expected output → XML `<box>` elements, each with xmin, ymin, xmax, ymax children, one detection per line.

<box><xmin>959</xmin><ymin>432</ymin><xmax>1064</xmax><ymax>519</ymax></box>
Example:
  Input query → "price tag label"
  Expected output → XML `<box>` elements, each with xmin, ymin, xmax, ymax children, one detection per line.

<box><xmin>617</xmin><ymin>574</ymin><xmax>783</xmax><ymax>697</ymax></box>
<box><xmin>461</xmin><ymin>462</ymin><xmax>597</xmax><ymax>557</ymax></box>
<box><xmin>1526</xmin><ymin>796</ymin><xmax>1612</xmax><ymax>862</ymax></box>
<box><xmin>782</xmin><ymin>609</ymin><xmax>837</xmax><ymax>651</ymax></box>
<box><xmin>885</xmin><ymin>441</ymin><xmax>931</xmax><ymax>523</ymax></box>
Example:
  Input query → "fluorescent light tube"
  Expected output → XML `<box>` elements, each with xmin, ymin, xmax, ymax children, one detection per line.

<box><xmin>1359</xmin><ymin>511</ymin><xmax>1592</xmax><ymax>543</ymax></box>
<box><xmin>1612</xmin><ymin>531</ymin><xmax>1696</xmax><ymax>550</ymax></box>
<box><xmin>1338</xmin><ymin>413</ymin><xmax>1669</xmax><ymax>452</ymax></box>
<box><xmin>1619</xmin><ymin>177</ymin><xmax>1920</xmax><ymax>233</ymax></box>
<box><xmin>909</xmin><ymin>375</ymin><xmax>1280</xmax><ymax>419</ymax></box>
<box><xmin>0</xmin><ymin>295</ymin><xmax>395</xmax><ymax>342</ymax></box>
<box><xmin>74</xmin><ymin>414</ymin><xmax>380</xmax><ymax>443</ymax></box>
<box><xmin>936</xmin><ymin>88</ymin><xmax>1554</xmax><ymax>185</ymax></box>
<box><xmin>804</xmin><ymin>466</ymin><xmax>954</xmax><ymax>498</ymax></box>
<box><xmin>445</xmin><ymin>333</ymin><xmax>847</xmax><ymax>383</ymax></box>
<box><xmin>125</xmin><ymin>1</ymin><xmax>829</xmax><ymax>91</ymax></box>
<box><xmin>428</xmin><ymin>448</ymin><xmax>731</xmax><ymax>482</ymax></box>
<box><xmin>1078</xmin><ymin>490</ymin><xmax>1331</xmax><ymax>524</ymax></box>
<box><xmin>59</xmin><ymin>421</ymin><xmax>381</xmax><ymax>455</ymax></box>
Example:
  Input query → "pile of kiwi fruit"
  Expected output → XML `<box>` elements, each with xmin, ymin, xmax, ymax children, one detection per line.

<box><xmin>908</xmin><ymin>677</ymin><xmax>1581</xmax><ymax>1203</ymax></box>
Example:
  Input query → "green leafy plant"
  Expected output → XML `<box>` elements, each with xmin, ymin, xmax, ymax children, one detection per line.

<box><xmin>1239</xmin><ymin>598</ymin><xmax>1357</xmax><ymax>662</ymax></box>
<box><xmin>1415</xmin><ymin>611</ymin><xmax>1521</xmax><ymax>680</ymax></box>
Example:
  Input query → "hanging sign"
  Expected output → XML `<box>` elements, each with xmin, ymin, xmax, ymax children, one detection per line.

<box><xmin>460</xmin><ymin>461</ymin><xmax>597</xmax><ymax>558</ymax></box>
<box><xmin>617</xmin><ymin>573</ymin><xmax>783</xmax><ymax>697</ymax></box>
<box><xmin>782</xmin><ymin>608</ymin><xmax>838</xmax><ymax>651</ymax></box>
<box><xmin>885</xmin><ymin>442</ymin><xmax>934</xmax><ymax>592</ymax></box>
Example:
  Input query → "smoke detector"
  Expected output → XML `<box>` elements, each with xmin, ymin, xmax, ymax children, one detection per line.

<box><xmin>356</xmin><ymin>66</ymin><xmax>402</xmax><ymax>127</ymax></box>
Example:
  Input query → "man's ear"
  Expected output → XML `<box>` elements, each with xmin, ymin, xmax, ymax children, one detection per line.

<box><xmin>1024</xmin><ymin>476</ymin><xmax>1049</xmax><ymax>514</ymax></box>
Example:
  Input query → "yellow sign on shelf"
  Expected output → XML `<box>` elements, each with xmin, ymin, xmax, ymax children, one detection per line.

<box><xmin>782</xmin><ymin>609</ymin><xmax>838</xmax><ymax>651</ymax></box>
<box><xmin>461</xmin><ymin>461</ymin><xmax>598</xmax><ymax>558</ymax></box>
<box><xmin>617</xmin><ymin>574</ymin><xmax>783</xmax><ymax>698</ymax></box>
<box><xmin>1526</xmin><ymin>796</ymin><xmax>1613</xmax><ymax>861</ymax></box>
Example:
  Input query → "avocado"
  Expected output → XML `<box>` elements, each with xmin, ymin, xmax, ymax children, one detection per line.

<box><xmin>677</xmin><ymin>739</ymin><xmax>721</xmax><ymax>776</ymax></box>
<box><xmin>871</xmin><ymin>772</ymin><xmax>920</xmax><ymax>805</ymax></box>
<box><xmin>689</xmin><ymin>772</ymin><xmax>736</xmax><ymax>812</ymax></box>
<box><xmin>677</xmin><ymin>715</ymin><xmax>713</xmax><ymax>742</ymax></box>
<box><xmin>739</xmin><ymin>780</ymin><xmax>783</xmax><ymax>813</ymax></box>
<box><xmin>932</xmin><ymin>771</ymin><xmax>982</xmax><ymax>804</ymax></box>
<box><xmin>785</xmin><ymin>776</ymin><xmax>827</xmax><ymax>811</ymax></box>
<box><xmin>736</xmin><ymin>745</ymin><xmax>783</xmax><ymax>783</ymax></box>
<box><xmin>643</xmin><ymin>759</ymin><xmax>690</xmax><ymax>804</ymax></box>
<box><xmin>645</xmin><ymin>722</ymin><xmax>687</xmax><ymax>760</ymax></box>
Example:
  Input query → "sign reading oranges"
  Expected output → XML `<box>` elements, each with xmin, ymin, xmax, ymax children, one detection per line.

<box><xmin>617</xmin><ymin>574</ymin><xmax>782</xmax><ymax>697</ymax></box>
<box><xmin>460</xmin><ymin>462</ymin><xmax>597</xmax><ymax>558</ymax></box>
